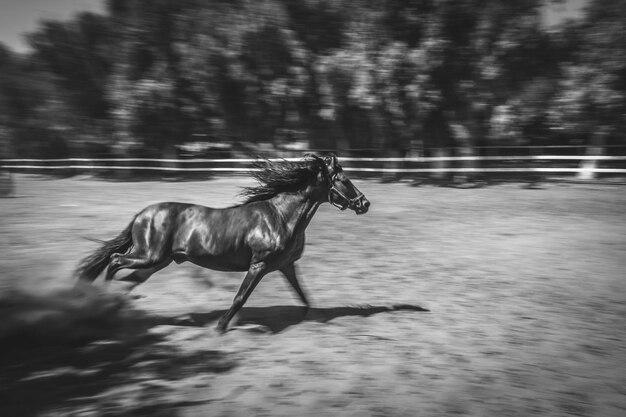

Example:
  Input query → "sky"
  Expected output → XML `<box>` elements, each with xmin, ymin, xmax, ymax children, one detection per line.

<box><xmin>543</xmin><ymin>0</ymin><xmax>588</xmax><ymax>27</ymax></box>
<box><xmin>0</xmin><ymin>0</ymin><xmax>105</xmax><ymax>52</ymax></box>
<box><xmin>0</xmin><ymin>0</ymin><xmax>587</xmax><ymax>53</ymax></box>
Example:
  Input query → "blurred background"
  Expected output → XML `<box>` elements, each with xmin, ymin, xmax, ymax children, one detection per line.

<box><xmin>1</xmin><ymin>2</ymin><xmax>626</xmax><ymax>416</ymax></box>
<box><xmin>0</xmin><ymin>0</ymin><xmax>624</xmax><ymax>178</ymax></box>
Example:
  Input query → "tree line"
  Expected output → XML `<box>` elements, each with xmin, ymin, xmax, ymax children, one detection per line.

<box><xmin>0</xmin><ymin>0</ymin><xmax>624</xmax><ymax>159</ymax></box>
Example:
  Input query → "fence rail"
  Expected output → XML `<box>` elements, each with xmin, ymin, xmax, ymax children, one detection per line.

<box><xmin>3</xmin><ymin>155</ymin><xmax>626</xmax><ymax>163</ymax></box>
<box><xmin>2</xmin><ymin>156</ymin><xmax>626</xmax><ymax>176</ymax></box>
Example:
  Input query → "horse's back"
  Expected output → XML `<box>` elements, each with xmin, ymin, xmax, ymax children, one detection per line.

<box><xmin>134</xmin><ymin>202</ymin><xmax>198</xmax><ymax>230</ymax></box>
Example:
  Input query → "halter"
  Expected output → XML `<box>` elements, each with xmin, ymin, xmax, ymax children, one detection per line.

<box><xmin>327</xmin><ymin>172</ymin><xmax>366</xmax><ymax>211</ymax></box>
<box><xmin>308</xmin><ymin>153</ymin><xmax>365</xmax><ymax>211</ymax></box>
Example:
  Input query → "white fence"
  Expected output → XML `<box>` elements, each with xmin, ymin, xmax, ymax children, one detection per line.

<box><xmin>2</xmin><ymin>155</ymin><xmax>626</xmax><ymax>176</ymax></box>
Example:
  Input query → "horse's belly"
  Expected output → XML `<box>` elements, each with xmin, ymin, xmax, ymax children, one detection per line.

<box><xmin>185</xmin><ymin>254</ymin><xmax>250</xmax><ymax>272</ymax></box>
<box><xmin>173</xmin><ymin>245</ymin><xmax>251</xmax><ymax>271</ymax></box>
<box><xmin>172</xmin><ymin>220</ymin><xmax>251</xmax><ymax>271</ymax></box>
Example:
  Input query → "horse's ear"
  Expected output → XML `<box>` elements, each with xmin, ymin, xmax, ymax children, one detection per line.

<box><xmin>304</xmin><ymin>153</ymin><xmax>328</xmax><ymax>174</ymax></box>
<box><xmin>305</xmin><ymin>153</ymin><xmax>324</xmax><ymax>165</ymax></box>
<box><xmin>323</xmin><ymin>153</ymin><xmax>339</xmax><ymax>170</ymax></box>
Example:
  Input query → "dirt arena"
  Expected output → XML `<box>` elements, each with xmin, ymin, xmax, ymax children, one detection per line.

<box><xmin>1</xmin><ymin>174</ymin><xmax>625</xmax><ymax>416</ymax></box>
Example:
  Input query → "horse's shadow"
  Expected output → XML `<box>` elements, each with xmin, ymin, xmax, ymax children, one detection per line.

<box><xmin>159</xmin><ymin>304</ymin><xmax>429</xmax><ymax>334</ymax></box>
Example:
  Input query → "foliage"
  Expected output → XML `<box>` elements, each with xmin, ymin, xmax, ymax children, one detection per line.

<box><xmin>547</xmin><ymin>0</ymin><xmax>626</xmax><ymax>146</ymax></box>
<box><xmin>0</xmin><ymin>0</ymin><xmax>624</xmax><ymax>158</ymax></box>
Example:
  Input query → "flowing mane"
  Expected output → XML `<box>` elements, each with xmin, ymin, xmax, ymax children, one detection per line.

<box><xmin>239</xmin><ymin>156</ymin><xmax>326</xmax><ymax>204</ymax></box>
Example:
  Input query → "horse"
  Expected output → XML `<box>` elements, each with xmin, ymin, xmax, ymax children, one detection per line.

<box><xmin>75</xmin><ymin>153</ymin><xmax>370</xmax><ymax>332</ymax></box>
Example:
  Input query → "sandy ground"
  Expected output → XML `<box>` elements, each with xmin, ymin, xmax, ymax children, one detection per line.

<box><xmin>1</xmin><ymin>174</ymin><xmax>625</xmax><ymax>417</ymax></box>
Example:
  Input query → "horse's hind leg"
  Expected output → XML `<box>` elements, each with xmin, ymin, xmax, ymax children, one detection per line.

<box><xmin>118</xmin><ymin>259</ymin><xmax>172</xmax><ymax>290</ymax></box>
<box><xmin>280</xmin><ymin>264</ymin><xmax>310</xmax><ymax>307</ymax></box>
<box><xmin>105</xmin><ymin>250</ymin><xmax>171</xmax><ymax>284</ymax></box>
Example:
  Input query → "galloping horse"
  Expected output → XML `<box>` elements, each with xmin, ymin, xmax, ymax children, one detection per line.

<box><xmin>76</xmin><ymin>154</ymin><xmax>370</xmax><ymax>332</ymax></box>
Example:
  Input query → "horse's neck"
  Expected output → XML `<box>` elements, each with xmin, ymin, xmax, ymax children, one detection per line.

<box><xmin>271</xmin><ymin>190</ymin><xmax>322</xmax><ymax>235</ymax></box>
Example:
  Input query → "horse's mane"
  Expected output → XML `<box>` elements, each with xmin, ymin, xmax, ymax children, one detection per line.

<box><xmin>239</xmin><ymin>156</ymin><xmax>325</xmax><ymax>204</ymax></box>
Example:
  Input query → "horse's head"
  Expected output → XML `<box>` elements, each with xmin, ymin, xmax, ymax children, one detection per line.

<box><xmin>308</xmin><ymin>153</ymin><xmax>370</xmax><ymax>215</ymax></box>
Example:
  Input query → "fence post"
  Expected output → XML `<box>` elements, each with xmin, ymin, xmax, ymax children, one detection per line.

<box><xmin>0</xmin><ymin>170</ymin><xmax>14</xmax><ymax>197</ymax></box>
<box><xmin>578</xmin><ymin>131</ymin><xmax>606</xmax><ymax>180</ymax></box>
<box><xmin>431</xmin><ymin>147</ymin><xmax>450</xmax><ymax>183</ymax></box>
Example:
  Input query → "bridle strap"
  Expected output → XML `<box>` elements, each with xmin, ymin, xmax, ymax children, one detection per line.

<box><xmin>309</xmin><ymin>154</ymin><xmax>363</xmax><ymax>210</ymax></box>
<box><xmin>327</xmin><ymin>174</ymin><xmax>365</xmax><ymax>210</ymax></box>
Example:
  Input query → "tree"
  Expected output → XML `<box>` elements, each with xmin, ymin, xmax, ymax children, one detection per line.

<box><xmin>0</xmin><ymin>43</ymin><xmax>77</xmax><ymax>158</ymax></box>
<box><xmin>9</xmin><ymin>0</ymin><xmax>621</xmax><ymax>164</ymax></box>
<box><xmin>27</xmin><ymin>12</ymin><xmax>112</xmax><ymax>120</ymax></box>
<box><xmin>548</xmin><ymin>0</ymin><xmax>626</xmax><ymax>148</ymax></box>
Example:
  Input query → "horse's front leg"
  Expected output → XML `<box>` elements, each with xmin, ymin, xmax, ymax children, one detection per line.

<box><xmin>279</xmin><ymin>263</ymin><xmax>311</xmax><ymax>308</ymax></box>
<box><xmin>217</xmin><ymin>261</ymin><xmax>267</xmax><ymax>333</ymax></box>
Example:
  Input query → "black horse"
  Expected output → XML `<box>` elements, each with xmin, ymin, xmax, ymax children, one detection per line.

<box><xmin>76</xmin><ymin>154</ymin><xmax>369</xmax><ymax>332</ymax></box>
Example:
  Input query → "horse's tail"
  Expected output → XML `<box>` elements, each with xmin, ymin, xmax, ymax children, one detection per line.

<box><xmin>75</xmin><ymin>218</ymin><xmax>135</xmax><ymax>282</ymax></box>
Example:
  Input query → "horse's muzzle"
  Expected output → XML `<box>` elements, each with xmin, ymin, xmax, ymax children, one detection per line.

<box><xmin>353</xmin><ymin>196</ymin><xmax>370</xmax><ymax>215</ymax></box>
